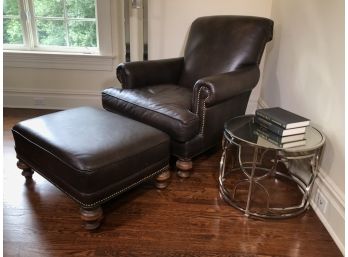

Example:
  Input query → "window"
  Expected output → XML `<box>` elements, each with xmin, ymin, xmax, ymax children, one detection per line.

<box><xmin>3</xmin><ymin>0</ymin><xmax>23</xmax><ymax>44</ymax></box>
<box><xmin>4</xmin><ymin>0</ymin><xmax>113</xmax><ymax>70</ymax></box>
<box><xmin>3</xmin><ymin>0</ymin><xmax>102</xmax><ymax>54</ymax></box>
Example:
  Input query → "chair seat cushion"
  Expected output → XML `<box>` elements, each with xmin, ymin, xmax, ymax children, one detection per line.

<box><xmin>12</xmin><ymin>107</ymin><xmax>170</xmax><ymax>207</ymax></box>
<box><xmin>102</xmin><ymin>84</ymin><xmax>199</xmax><ymax>142</ymax></box>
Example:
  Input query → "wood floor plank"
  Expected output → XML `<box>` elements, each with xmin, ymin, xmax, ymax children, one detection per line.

<box><xmin>3</xmin><ymin>108</ymin><xmax>343</xmax><ymax>257</ymax></box>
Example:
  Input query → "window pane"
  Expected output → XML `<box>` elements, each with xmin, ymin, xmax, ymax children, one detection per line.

<box><xmin>33</xmin><ymin>0</ymin><xmax>63</xmax><ymax>17</ymax></box>
<box><xmin>3</xmin><ymin>0</ymin><xmax>20</xmax><ymax>15</ymax></box>
<box><xmin>36</xmin><ymin>19</ymin><xmax>66</xmax><ymax>46</ymax></box>
<box><xmin>68</xmin><ymin>21</ymin><xmax>96</xmax><ymax>47</ymax></box>
<box><xmin>3</xmin><ymin>18</ymin><xmax>23</xmax><ymax>44</ymax></box>
<box><xmin>66</xmin><ymin>0</ymin><xmax>95</xmax><ymax>18</ymax></box>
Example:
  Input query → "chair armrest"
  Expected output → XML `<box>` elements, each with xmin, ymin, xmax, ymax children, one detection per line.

<box><xmin>192</xmin><ymin>65</ymin><xmax>260</xmax><ymax>110</ymax></box>
<box><xmin>116</xmin><ymin>57</ymin><xmax>184</xmax><ymax>89</ymax></box>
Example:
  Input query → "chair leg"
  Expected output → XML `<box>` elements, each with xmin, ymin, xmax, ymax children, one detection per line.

<box><xmin>176</xmin><ymin>159</ymin><xmax>193</xmax><ymax>178</ymax></box>
<box><xmin>17</xmin><ymin>160</ymin><xmax>34</xmax><ymax>180</ymax></box>
<box><xmin>155</xmin><ymin>170</ymin><xmax>171</xmax><ymax>189</ymax></box>
<box><xmin>80</xmin><ymin>206</ymin><xmax>103</xmax><ymax>230</ymax></box>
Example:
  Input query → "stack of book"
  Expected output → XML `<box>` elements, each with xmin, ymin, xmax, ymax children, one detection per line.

<box><xmin>254</xmin><ymin>107</ymin><xmax>310</xmax><ymax>148</ymax></box>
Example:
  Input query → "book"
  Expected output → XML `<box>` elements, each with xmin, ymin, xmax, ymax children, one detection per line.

<box><xmin>254</xmin><ymin>115</ymin><xmax>307</xmax><ymax>136</ymax></box>
<box><xmin>255</xmin><ymin>126</ymin><xmax>305</xmax><ymax>143</ymax></box>
<box><xmin>257</xmin><ymin>136</ymin><xmax>307</xmax><ymax>149</ymax></box>
<box><xmin>255</xmin><ymin>107</ymin><xmax>310</xmax><ymax>129</ymax></box>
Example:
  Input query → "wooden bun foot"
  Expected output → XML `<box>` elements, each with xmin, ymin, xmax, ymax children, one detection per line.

<box><xmin>80</xmin><ymin>206</ymin><xmax>103</xmax><ymax>230</ymax></box>
<box><xmin>155</xmin><ymin>170</ymin><xmax>171</xmax><ymax>189</ymax></box>
<box><xmin>176</xmin><ymin>159</ymin><xmax>193</xmax><ymax>178</ymax></box>
<box><xmin>17</xmin><ymin>160</ymin><xmax>34</xmax><ymax>179</ymax></box>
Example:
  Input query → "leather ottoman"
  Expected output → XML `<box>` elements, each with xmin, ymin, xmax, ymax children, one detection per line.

<box><xmin>12</xmin><ymin>107</ymin><xmax>170</xmax><ymax>230</ymax></box>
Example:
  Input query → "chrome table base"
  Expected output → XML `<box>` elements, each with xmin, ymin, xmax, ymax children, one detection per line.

<box><xmin>219</xmin><ymin>131</ymin><xmax>323</xmax><ymax>219</ymax></box>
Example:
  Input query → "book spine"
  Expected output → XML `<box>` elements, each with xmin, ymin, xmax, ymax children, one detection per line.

<box><xmin>255</xmin><ymin>110</ymin><xmax>286</xmax><ymax>128</ymax></box>
<box><xmin>255</xmin><ymin>129</ymin><xmax>282</xmax><ymax>144</ymax></box>
<box><xmin>254</xmin><ymin>116</ymin><xmax>285</xmax><ymax>136</ymax></box>
<box><xmin>255</xmin><ymin>130</ymin><xmax>282</xmax><ymax>146</ymax></box>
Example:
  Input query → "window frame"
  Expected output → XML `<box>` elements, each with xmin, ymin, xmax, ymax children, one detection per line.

<box><xmin>4</xmin><ymin>0</ymin><xmax>112</xmax><ymax>56</ymax></box>
<box><xmin>4</xmin><ymin>0</ymin><xmax>114</xmax><ymax>71</ymax></box>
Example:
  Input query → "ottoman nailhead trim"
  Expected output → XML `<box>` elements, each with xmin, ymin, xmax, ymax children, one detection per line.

<box><xmin>83</xmin><ymin>165</ymin><xmax>170</xmax><ymax>207</ymax></box>
<box><xmin>26</xmin><ymin>163</ymin><xmax>169</xmax><ymax>208</ymax></box>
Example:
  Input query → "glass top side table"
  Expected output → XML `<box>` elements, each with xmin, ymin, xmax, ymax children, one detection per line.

<box><xmin>219</xmin><ymin>115</ymin><xmax>325</xmax><ymax>218</ymax></box>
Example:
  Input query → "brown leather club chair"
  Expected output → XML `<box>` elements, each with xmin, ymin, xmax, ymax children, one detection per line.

<box><xmin>102</xmin><ymin>16</ymin><xmax>273</xmax><ymax>177</ymax></box>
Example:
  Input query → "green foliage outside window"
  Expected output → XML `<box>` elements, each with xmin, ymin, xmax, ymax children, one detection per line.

<box><xmin>3</xmin><ymin>0</ymin><xmax>20</xmax><ymax>15</ymax></box>
<box><xmin>3</xmin><ymin>18</ymin><xmax>23</xmax><ymax>44</ymax></box>
<box><xmin>36</xmin><ymin>20</ymin><xmax>66</xmax><ymax>46</ymax></box>
<box><xmin>3</xmin><ymin>0</ymin><xmax>23</xmax><ymax>44</ymax></box>
<box><xmin>34</xmin><ymin>0</ymin><xmax>64</xmax><ymax>17</ymax></box>
<box><xmin>3</xmin><ymin>0</ymin><xmax>97</xmax><ymax>48</ymax></box>
<box><xmin>66</xmin><ymin>0</ymin><xmax>95</xmax><ymax>18</ymax></box>
<box><xmin>68</xmin><ymin>21</ymin><xmax>97</xmax><ymax>47</ymax></box>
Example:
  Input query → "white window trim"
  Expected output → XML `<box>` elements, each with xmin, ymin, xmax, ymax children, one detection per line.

<box><xmin>4</xmin><ymin>0</ymin><xmax>115</xmax><ymax>71</ymax></box>
<box><xmin>4</xmin><ymin>51</ymin><xmax>115</xmax><ymax>71</ymax></box>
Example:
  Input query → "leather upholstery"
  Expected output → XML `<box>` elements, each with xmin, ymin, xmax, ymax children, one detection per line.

<box><xmin>180</xmin><ymin>16</ymin><xmax>273</xmax><ymax>88</ymax></box>
<box><xmin>192</xmin><ymin>65</ymin><xmax>260</xmax><ymax>110</ymax></box>
<box><xmin>102</xmin><ymin>16</ymin><xmax>273</xmax><ymax>160</ymax></box>
<box><xmin>117</xmin><ymin>57</ymin><xmax>184</xmax><ymax>89</ymax></box>
<box><xmin>103</xmin><ymin>85</ymin><xmax>198</xmax><ymax>142</ymax></box>
<box><xmin>12</xmin><ymin>107</ymin><xmax>170</xmax><ymax>207</ymax></box>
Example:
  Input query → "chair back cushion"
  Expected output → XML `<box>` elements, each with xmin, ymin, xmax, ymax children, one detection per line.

<box><xmin>179</xmin><ymin>16</ymin><xmax>273</xmax><ymax>88</ymax></box>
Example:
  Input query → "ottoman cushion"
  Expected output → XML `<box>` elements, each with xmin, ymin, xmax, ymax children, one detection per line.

<box><xmin>12</xmin><ymin>107</ymin><xmax>170</xmax><ymax>207</ymax></box>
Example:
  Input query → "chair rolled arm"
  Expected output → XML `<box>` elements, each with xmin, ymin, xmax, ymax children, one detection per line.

<box><xmin>192</xmin><ymin>65</ymin><xmax>260</xmax><ymax>110</ymax></box>
<box><xmin>116</xmin><ymin>57</ymin><xmax>184</xmax><ymax>89</ymax></box>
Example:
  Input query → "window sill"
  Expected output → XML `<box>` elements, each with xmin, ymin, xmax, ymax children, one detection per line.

<box><xmin>4</xmin><ymin>50</ymin><xmax>115</xmax><ymax>71</ymax></box>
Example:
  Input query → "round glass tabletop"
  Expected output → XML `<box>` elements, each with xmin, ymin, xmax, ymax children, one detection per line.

<box><xmin>224</xmin><ymin>115</ymin><xmax>325</xmax><ymax>152</ymax></box>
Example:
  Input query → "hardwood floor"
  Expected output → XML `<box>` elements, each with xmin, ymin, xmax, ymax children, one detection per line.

<box><xmin>3</xmin><ymin>108</ymin><xmax>343</xmax><ymax>257</ymax></box>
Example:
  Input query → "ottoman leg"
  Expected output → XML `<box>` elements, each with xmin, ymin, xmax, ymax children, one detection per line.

<box><xmin>17</xmin><ymin>160</ymin><xmax>34</xmax><ymax>180</ymax></box>
<box><xmin>155</xmin><ymin>170</ymin><xmax>171</xmax><ymax>189</ymax></box>
<box><xmin>176</xmin><ymin>159</ymin><xmax>192</xmax><ymax>178</ymax></box>
<box><xmin>80</xmin><ymin>206</ymin><xmax>103</xmax><ymax>230</ymax></box>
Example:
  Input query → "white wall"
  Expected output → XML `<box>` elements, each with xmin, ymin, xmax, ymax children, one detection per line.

<box><xmin>260</xmin><ymin>0</ymin><xmax>344</xmax><ymax>253</ymax></box>
<box><xmin>148</xmin><ymin>0</ymin><xmax>272</xmax><ymax>59</ymax></box>
<box><xmin>4</xmin><ymin>0</ymin><xmax>273</xmax><ymax>111</ymax></box>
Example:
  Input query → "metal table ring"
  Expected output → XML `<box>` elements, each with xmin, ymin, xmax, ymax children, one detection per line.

<box><xmin>219</xmin><ymin>115</ymin><xmax>325</xmax><ymax>219</ymax></box>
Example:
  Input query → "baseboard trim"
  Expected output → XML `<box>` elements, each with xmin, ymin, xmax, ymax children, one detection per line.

<box><xmin>317</xmin><ymin>169</ymin><xmax>345</xmax><ymax>209</ymax></box>
<box><xmin>310</xmin><ymin>170</ymin><xmax>345</xmax><ymax>254</ymax></box>
<box><xmin>4</xmin><ymin>88</ymin><xmax>102</xmax><ymax>109</ymax></box>
<box><xmin>257</xmin><ymin>97</ymin><xmax>344</xmax><ymax>254</ymax></box>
